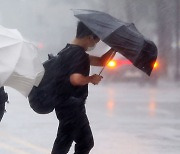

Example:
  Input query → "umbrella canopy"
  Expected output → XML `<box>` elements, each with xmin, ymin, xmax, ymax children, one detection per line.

<box><xmin>72</xmin><ymin>9</ymin><xmax>158</xmax><ymax>76</ymax></box>
<box><xmin>0</xmin><ymin>25</ymin><xmax>44</xmax><ymax>97</ymax></box>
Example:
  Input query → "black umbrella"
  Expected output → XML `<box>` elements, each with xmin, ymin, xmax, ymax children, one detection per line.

<box><xmin>72</xmin><ymin>9</ymin><xmax>158</xmax><ymax>76</ymax></box>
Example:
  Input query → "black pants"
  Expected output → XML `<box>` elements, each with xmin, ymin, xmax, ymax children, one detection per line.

<box><xmin>0</xmin><ymin>87</ymin><xmax>8</xmax><ymax>122</ymax></box>
<box><xmin>0</xmin><ymin>104</ymin><xmax>5</xmax><ymax>122</ymax></box>
<box><xmin>52</xmin><ymin>98</ymin><xmax>94</xmax><ymax>154</ymax></box>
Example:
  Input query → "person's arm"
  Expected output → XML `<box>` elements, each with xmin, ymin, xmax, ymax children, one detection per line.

<box><xmin>70</xmin><ymin>73</ymin><xmax>103</xmax><ymax>86</ymax></box>
<box><xmin>89</xmin><ymin>48</ymin><xmax>116</xmax><ymax>66</ymax></box>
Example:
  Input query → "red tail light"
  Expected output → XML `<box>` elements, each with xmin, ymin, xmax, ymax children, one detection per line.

<box><xmin>153</xmin><ymin>61</ymin><xmax>159</xmax><ymax>69</ymax></box>
<box><xmin>107</xmin><ymin>60</ymin><xmax>117</xmax><ymax>69</ymax></box>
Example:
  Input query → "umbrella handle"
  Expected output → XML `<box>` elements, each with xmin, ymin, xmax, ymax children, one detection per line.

<box><xmin>99</xmin><ymin>51</ymin><xmax>116</xmax><ymax>76</ymax></box>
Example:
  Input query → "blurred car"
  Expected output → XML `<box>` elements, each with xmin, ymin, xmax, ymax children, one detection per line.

<box><xmin>103</xmin><ymin>56</ymin><xmax>160</xmax><ymax>85</ymax></box>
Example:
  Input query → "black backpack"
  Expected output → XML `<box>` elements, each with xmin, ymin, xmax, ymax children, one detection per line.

<box><xmin>28</xmin><ymin>53</ymin><xmax>63</xmax><ymax>114</ymax></box>
<box><xmin>28</xmin><ymin>45</ymin><xmax>84</xmax><ymax>114</ymax></box>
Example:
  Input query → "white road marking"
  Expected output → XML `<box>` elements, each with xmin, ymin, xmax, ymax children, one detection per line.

<box><xmin>0</xmin><ymin>142</ymin><xmax>30</xmax><ymax>154</ymax></box>
<box><xmin>0</xmin><ymin>131</ymin><xmax>50</xmax><ymax>154</ymax></box>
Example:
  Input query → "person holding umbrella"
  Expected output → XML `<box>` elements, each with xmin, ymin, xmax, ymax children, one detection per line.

<box><xmin>29</xmin><ymin>9</ymin><xmax>156</xmax><ymax>154</ymax></box>
<box><xmin>51</xmin><ymin>21</ymin><xmax>116</xmax><ymax>154</ymax></box>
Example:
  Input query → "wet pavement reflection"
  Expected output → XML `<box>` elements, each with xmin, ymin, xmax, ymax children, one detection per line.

<box><xmin>0</xmin><ymin>82</ymin><xmax>180</xmax><ymax>154</ymax></box>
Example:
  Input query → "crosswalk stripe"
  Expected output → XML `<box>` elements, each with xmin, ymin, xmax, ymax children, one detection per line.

<box><xmin>0</xmin><ymin>131</ymin><xmax>50</xmax><ymax>154</ymax></box>
<box><xmin>0</xmin><ymin>142</ymin><xmax>30</xmax><ymax>154</ymax></box>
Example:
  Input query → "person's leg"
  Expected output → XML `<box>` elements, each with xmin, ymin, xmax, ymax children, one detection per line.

<box><xmin>0</xmin><ymin>87</ymin><xmax>8</xmax><ymax>122</ymax></box>
<box><xmin>0</xmin><ymin>103</ymin><xmax>5</xmax><ymax>122</ymax></box>
<box><xmin>51</xmin><ymin>121</ymin><xmax>74</xmax><ymax>154</ymax></box>
<box><xmin>74</xmin><ymin>116</ymin><xmax>94</xmax><ymax>154</ymax></box>
<box><xmin>53</xmin><ymin>99</ymin><xmax>93</xmax><ymax>154</ymax></box>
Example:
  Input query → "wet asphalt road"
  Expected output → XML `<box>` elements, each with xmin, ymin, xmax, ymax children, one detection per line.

<box><xmin>0</xmin><ymin>81</ymin><xmax>180</xmax><ymax>154</ymax></box>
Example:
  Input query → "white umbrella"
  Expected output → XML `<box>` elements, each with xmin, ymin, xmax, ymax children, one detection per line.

<box><xmin>0</xmin><ymin>25</ymin><xmax>45</xmax><ymax>97</ymax></box>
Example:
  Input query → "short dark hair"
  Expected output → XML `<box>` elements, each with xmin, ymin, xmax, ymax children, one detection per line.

<box><xmin>76</xmin><ymin>21</ymin><xmax>99</xmax><ymax>39</ymax></box>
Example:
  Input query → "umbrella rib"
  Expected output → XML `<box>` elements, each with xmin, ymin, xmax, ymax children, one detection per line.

<box><xmin>3</xmin><ymin>42</ymin><xmax>23</xmax><ymax>85</ymax></box>
<box><xmin>0</xmin><ymin>41</ymin><xmax>23</xmax><ymax>49</ymax></box>
<box><xmin>0</xmin><ymin>42</ymin><xmax>24</xmax><ymax>83</ymax></box>
<box><xmin>0</xmin><ymin>33</ymin><xmax>22</xmax><ymax>41</ymax></box>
